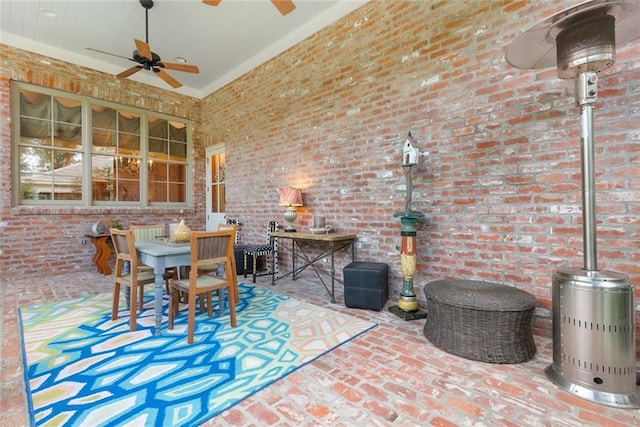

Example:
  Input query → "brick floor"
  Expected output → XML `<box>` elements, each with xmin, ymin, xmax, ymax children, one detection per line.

<box><xmin>2</xmin><ymin>270</ymin><xmax>639</xmax><ymax>426</ymax></box>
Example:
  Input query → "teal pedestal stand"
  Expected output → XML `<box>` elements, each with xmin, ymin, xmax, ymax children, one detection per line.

<box><xmin>389</xmin><ymin>211</ymin><xmax>428</xmax><ymax>321</ymax></box>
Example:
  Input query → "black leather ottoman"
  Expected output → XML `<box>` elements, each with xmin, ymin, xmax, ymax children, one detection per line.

<box><xmin>234</xmin><ymin>245</ymin><xmax>252</xmax><ymax>276</ymax></box>
<box><xmin>343</xmin><ymin>262</ymin><xmax>388</xmax><ymax>311</ymax></box>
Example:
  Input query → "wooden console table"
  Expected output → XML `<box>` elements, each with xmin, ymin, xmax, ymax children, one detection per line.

<box><xmin>269</xmin><ymin>231</ymin><xmax>357</xmax><ymax>303</ymax></box>
<box><xmin>85</xmin><ymin>233</ymin><xmax>112</xmax><ymax>275</ymax></box>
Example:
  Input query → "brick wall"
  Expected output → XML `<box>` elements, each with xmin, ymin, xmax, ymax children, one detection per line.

<box><xmin>0</xmin><ymin>45</ymin><xmax>203</xmax><ymax>279</ymax></box>
<box><xmin>1</xmin><ymin>0</ymin><xmax>639</xmax><ymax>345</ymax></box>
<box><xmin>200</xmin><ymin>0</ymin><xmax>640</xmax><ymax>341</ymax></box>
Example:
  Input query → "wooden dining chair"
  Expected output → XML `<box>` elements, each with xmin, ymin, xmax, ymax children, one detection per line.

<box><xmin>183</xmin><ymin>223</ymin><xmax>239</xmax><ymax>308</ymax></box>
<box><xmin>168</xmin><ymin>229</ymin><xmax>238</xmax><ymax>344</ymax></box>
<box><xmin>130</xmin><ymin>224</ymin><xmax>178</xmax><ymax>293</ymax></box>
<box><xmin>110</xmin><ymin>228</ymin><xmax>158</xmax><ymax>331</ymax></box>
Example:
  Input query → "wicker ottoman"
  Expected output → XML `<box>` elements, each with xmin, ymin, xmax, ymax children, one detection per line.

<box><xmin>423</xmin><ymin>279</ymin><xmax>537</xmax><ymax>364</ymax></box>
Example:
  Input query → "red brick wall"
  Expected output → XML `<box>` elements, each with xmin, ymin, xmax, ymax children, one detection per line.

<box><xmin>0</xmin><ymin>45</ymin><xmax>203</xmax><ymax>279</ymax></box>
<box><xmin>200</xmin><ymin>0</ymin><xmax>640</xmax><ymax>340</ymax></box>
<box><xmin>1</xmin><ymin>0</ymin><xmax>639</xmax><ymax>345</ymax></box>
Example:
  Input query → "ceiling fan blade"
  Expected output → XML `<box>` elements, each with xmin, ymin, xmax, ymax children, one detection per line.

<box><xmin>155</xmin><ymin>69</ymin><xmax>182</xmax><ymax>88</ymax></box>
<box><xmin>134</xmin><ymin>38</ymin><xmax>153</xmax><ymax>61</ymax></box>
<box><xmin>161</xmin><ymin>62</ymin><xmax>200</xmax><ymax>74</ymax></box>
<box><xmin>271</xmin><ymin>0</ymin><xmax>296</xmax><ymax>15</ymax></box>
<box><xmin>86</xmin><ymin>47</ymin><xmax>134</xmax><ymax>61</ymax></box>
<box><xmin>117</xmin><ymin>66</ymin><xmax>143</xmax><ymax>79</ymax></box>
<box><xmin>202</xmin><ymin>0</ymin><xmax>222</xmax><ymax>5</ymax></box>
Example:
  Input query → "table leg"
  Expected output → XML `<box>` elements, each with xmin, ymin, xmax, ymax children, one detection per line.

<box><xmin>292</xmin><ymin>240</ymin><xmax>297</xmax><ymax>280</ymax></box>
<box><xmin>153</xmin><ymin>261</ymin><xmax>167</xmax><ymax>336</ymax></box>
<box><xmin>330</xmin><ymin>244</ymin><xmax>336</xmax><ymax>303</ymax></box>
<box><xmin>90</xmin><ymin>236</ymin><xmax>112</xmax><ymax>275</ymax></box>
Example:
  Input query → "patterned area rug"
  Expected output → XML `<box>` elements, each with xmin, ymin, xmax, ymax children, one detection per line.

<box><xmin>19</xmin><ymin>283</ymin><xmax>376</xmax><ymax>426</ymax></box>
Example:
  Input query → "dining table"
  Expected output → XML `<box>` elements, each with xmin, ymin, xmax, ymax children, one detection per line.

<box><xmin>136</xmin><ymin>240</ymin><xmax>191</xmax><ymax>336</ymax></box>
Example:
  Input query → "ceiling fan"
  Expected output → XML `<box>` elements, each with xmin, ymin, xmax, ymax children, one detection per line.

<box><xmin>87</xmin><ymin>0</ymin><xmax>199</xmax><ymax>89</ymax></box>
<box><xmin>202</xmin><ymin>0</ymin><xmax>296</xmax><ymax>16</ymax></box>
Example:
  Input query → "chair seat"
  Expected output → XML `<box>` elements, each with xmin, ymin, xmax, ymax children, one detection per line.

<box><xmin>172</xmin><ymin>274</ymin><xmax>227</xmax><ymax>292</ymax></box>
<box><xmin>118</xmin><ymin>267</ymin><xmax>155</xmax><ymax>285</ymax></box>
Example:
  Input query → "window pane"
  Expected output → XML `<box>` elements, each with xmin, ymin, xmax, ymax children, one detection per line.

<box><xmin>118</xmin><ymin>178</ymin><xmax>140</xmax><ymax>202</ymax></box>
<box><xmin>92</xmin><ymin>155</ymin><xmax>115</xmax><ymax>201</ymax></box>
<box><xmin>149</xmin><ymin>137</ymin><xmax>168</xmax><ymax>160</ymax></box>
<box><xmin>119</xmin><ymin>133</ymin><xmax>140</xmax><ymax>154</ymax></box>
<box><xmin>93</xmin><ymin>129</ymin><xmax>116</xmax><ymax>152</ymax></box>
<box><xmin>170</xmin><ymin>141</ymin><xmax>187</xmax><ymax>161</ymax></box>
<box><xmin>168</xmin><ymin>163</ymin><xmax>186</xmax><ymax>183</ymax></box>
<box><xmin>53</xmin><ymin>96</ymin><xmax>81</xmax><ymax>121</ymax></box>
<box><xmin>149</xmin><ymin>181</ymin><xmax>167</xmax><ymax>202</ymax></box>
<box><xmin>169</xmin><ymin>121</ymin><xmax>187</xmax><ymax>142</ymax></box>
<box><xmin>169</xmin><ymin>183</ymin><xmax>186</xmax><ymax>202</ymax></box>
<box><xmin>20</xmin><ymin>90</ymin><xmax>49</xmax><ymax>118</ymax></box>
<box><xmin>54</xmin><ymin>122</ymin><xmax>82</xmax><ymax>148</ymax></box>
<box><xmin>116</xmin><ymin>157</ymin><xmax>141</xmax><ymax>179</ymax></box>
<box><xmin>20</xmin><ymin>146</ymin><xmax>51</xmax><ymax>174</ymax></box>
<box><xmin>119</xmin><ymin>111</ymin><xmax>140</xmax><ymax>134</ymax></box>
<box><xmin>21</xmin><ymin>147</ymin><xmax>83</xmax><ymax>201</ymax></box>
<box><xmin>92</xmin><ymin>105</ymin><xmax>116</xmax><ymax>130</ymax></box>
<box><xmin>149</xmin><ymin>117</ymin><xmax>167</xmax><ymax>138</ymax></box>
<box><xmin>20</xmin><ymin>117</ymin><xmax>51</xmax><ymax>143</ymax></box>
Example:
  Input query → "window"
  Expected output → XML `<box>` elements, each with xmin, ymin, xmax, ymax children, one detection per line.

<box><xmin>18</xmin><ymin>90</ymin><xmax>83</xmax><ymax>201</ymax></box>
<box><xmin>13</xmin><ymin>82</ymin><xmax>191</xmax><ymax>207</ymax></box>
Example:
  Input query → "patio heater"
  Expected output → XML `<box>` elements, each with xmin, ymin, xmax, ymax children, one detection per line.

<box><xmin>506</xmin><ymin>0</ymin><xmax>640</xmax><ymax>408</ymax></box>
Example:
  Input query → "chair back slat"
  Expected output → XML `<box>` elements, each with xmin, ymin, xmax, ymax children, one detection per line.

<box><xmin>191</xmin><ymin>230</ymin><xmax>236</xmax><ymax>272</ymax></box>
<box><xmin>130</xmin><ymin>224</ymin><xmax>165</xmax><ymax>242</ymax></box>
<box><xmin>110</xmin><ymin>228</ymin><xmax>135</xmax><ymax>260</ymax></box>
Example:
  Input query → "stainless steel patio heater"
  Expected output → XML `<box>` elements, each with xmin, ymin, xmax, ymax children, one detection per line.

<box><xmin>506</xmin><ymin>0</ymin><xmax>640</xmax><ymax>408</ymax></box>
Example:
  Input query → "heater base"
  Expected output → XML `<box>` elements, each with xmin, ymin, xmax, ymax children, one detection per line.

<box><xmin>546</xmin><ymin>364</ymin><xmax>640</xmax><ymax>409</ymax></box>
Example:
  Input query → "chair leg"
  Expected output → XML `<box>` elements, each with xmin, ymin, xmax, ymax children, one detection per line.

<box><xmin>168</xmin><ymin>286</ymin><xmax>176</xmax><ymax>330</ymax></box>
<box><xmin>207</xmin><ymin>291</ymin><xmax>213</xmax><ymax>317</ymax></box>
<box><xmin>228</xmin><ymin>285</ymin><xmax>237</xmax><ymax>328</ymax></box>
<box><xmin>252</xmin><ymin>256</ymin><xmax>257</xmax><ymax>283</ymax></box>
<box><xmin>129</xmin><ymin>285</ymin><xmax>138</xmax><ymax>331</ymax></box>
<box><xmin>187</xmin><ymin>293</ymin><xmax>196</xmax><ymax>344</ymax></box>
<box><xmin>243</xmin><ymin>252</ymin><xmax>249</xmax><ymax>279</ymax></box>
<box><xmin>111</xmin><ymin>282</ymin><xmax>121</xmax><ymax>321</ymax></box>
<box><xmin>138</xmin><ymin>286</ymin><xmax>145</xmax><ymax>313</ymax></box>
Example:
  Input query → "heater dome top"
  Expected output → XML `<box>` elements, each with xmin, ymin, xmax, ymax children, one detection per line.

<box><xmin>506</xmin><ymin>0</ymin><xmax>640</xmax><ymax>71</ymax></box>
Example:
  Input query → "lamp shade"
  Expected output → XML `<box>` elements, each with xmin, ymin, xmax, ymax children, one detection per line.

<box><xmin>278</xmin><ymin>188</ymin><xmax>303</xmax><ymax>207</ymax></box>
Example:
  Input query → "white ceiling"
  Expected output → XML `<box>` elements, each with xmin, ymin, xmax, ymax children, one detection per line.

<box><xmin>0</xmin><ymin>0</ymin><xmax>368</xmax><ymax>98</ymax></box>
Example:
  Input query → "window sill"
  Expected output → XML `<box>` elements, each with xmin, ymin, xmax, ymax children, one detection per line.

<box><xmin>11</xmin><ymin>206</ymin><xmax>195</xmax><ymax>216</ymax></box>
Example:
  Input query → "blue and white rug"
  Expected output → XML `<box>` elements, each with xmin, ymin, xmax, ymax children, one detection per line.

<box><xmin>19</xmin><ymin>283</ymin><xmax>376</xmax><ymax>426</ymax></box>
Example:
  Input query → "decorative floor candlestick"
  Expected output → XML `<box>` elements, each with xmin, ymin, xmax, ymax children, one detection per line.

<box><xmin>389</xmin><ymin>133</ymin><xmax>427</xmax><ymax>320</ymax></box>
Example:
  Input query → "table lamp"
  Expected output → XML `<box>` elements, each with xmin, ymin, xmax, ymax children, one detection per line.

<box><xmin>278</xmin><ymin>188</ymin><xmax>303</xmax><ymax>232</ymax></box>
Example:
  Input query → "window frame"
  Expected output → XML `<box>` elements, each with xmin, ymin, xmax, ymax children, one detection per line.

<box><xmin>11</xmin><ymin>81</ymin><xmax>193</xmax><ymax>208</ymax></box>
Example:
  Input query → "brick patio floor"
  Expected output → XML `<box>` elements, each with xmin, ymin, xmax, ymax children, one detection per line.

<box><xmin>2</xmin><ymin>270</ymin><xmax>639</xmax><ymax>426</ymax></box>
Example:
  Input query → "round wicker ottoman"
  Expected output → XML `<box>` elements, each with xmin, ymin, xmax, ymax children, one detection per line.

<box><xmin>423</xmin><ymin>279</ymin><xmax>537</xmax><ymax>364</ymax></box>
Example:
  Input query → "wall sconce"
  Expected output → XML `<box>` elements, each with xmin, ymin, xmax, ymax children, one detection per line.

<box><xmin>278</xmin><ymin>187</ymin><xmax>303</xmax><ymax>232</ymax></box>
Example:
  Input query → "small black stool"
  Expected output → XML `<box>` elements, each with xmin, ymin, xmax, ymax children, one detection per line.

<box><xmin>423</xmin><ymin>279</ymin><xmax>537</xmax><ymax>364</ymax></box>
<box><xmin>343</xmin><ymin>262</ymin><xmax>388</xmax><ymax>311</ymax></box>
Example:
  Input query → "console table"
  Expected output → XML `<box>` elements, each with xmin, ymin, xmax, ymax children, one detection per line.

<box><xmin>85</xmin><ymin>233</ymin><xmax>112</xmax><ymax>275</ymax></box>
<box><xmin>269</xmin><ymin>231</ymin><xmax>357</xmax><ymax>303</ymax></box>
